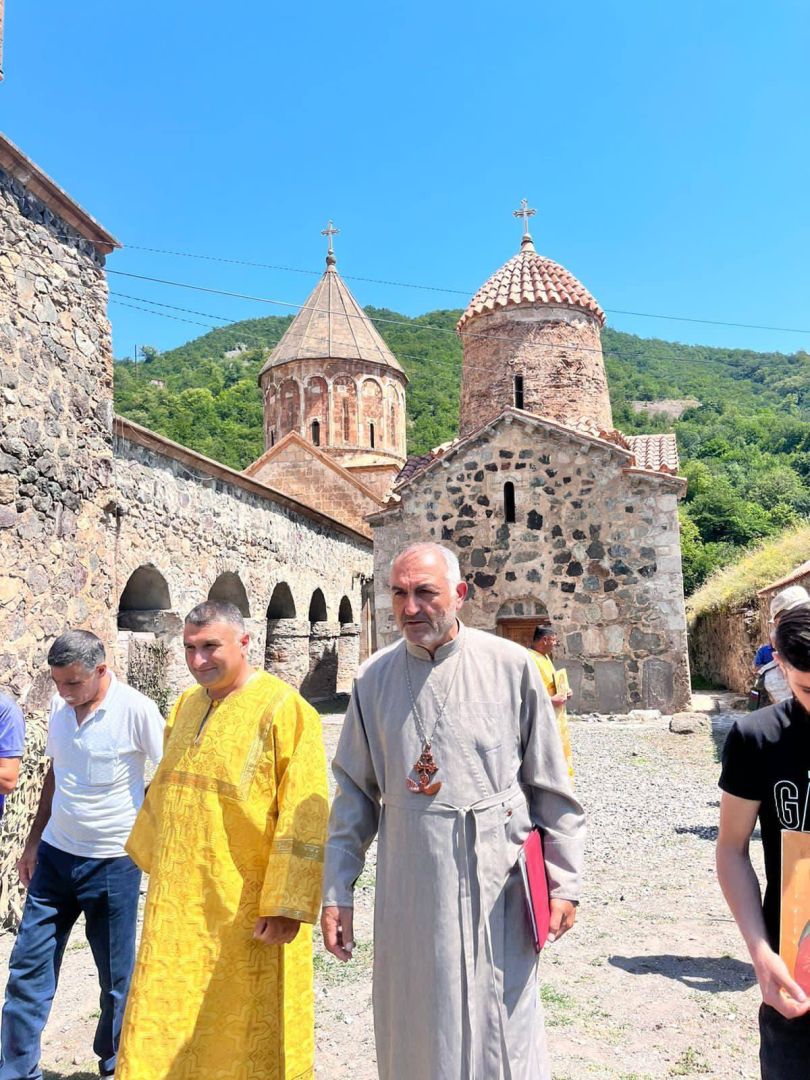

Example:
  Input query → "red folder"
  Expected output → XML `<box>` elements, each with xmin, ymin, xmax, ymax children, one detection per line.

<box><xmin>517</xmin><ymin>828</ymin><xmax>551</xmax><ymax>953</ymax></box>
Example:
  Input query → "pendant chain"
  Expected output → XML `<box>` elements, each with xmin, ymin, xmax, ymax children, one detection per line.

<box><xmin>404</xmin><ymin>640</ymin><xmax>465</xmax><ymax>748</ymax></box>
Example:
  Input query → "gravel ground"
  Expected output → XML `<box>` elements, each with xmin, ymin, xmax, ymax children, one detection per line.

<box><xmin>0</xmin><ymin>698</ymin><xmax>764</xmax><ymax>1080</ymax></box>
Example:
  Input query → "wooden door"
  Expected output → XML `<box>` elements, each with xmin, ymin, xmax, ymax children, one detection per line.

<box><xmin>496</xmin><ymin>617</ymin><xmax>548</xmax><ymax>649</ymax></box>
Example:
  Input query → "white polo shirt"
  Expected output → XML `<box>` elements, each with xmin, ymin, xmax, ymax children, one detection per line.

<box><xmin>43</xmin><ymin>673</ymin><xmax>165</xmax><ymax>859</ymax></box>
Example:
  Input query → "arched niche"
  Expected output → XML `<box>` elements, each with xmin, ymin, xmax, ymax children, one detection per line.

<box><xmin>267</xmin><ymin>582</ymin><xmax>296</xmax><ymax>620</ymax></box>
<box><xmin>279</xmin><ymin>378</ymin><xmax>301</xmax><ymax>436</ymax></box>
<box><xmin>332</xmin><ymin>376</ymin><xmax>358</xmax><ymax>444</ymax></box>
<box><xmin>308</xmin><ymin>588</ymin><xmax>328</xmax><ymax>623</ymax></box>
<box><xmin>119</xmin><ymin>565</ymin><xmax>171</xmax><ymax>614</ymax></box>
<box><xmin>304</xmin><ymin>376</ymin><xmax>329</xmax><ymax>445</ymax></box>
<box><xmin>361</xmin><ymin>378</ymin><xmax>384</xmax><ymax>450</ymax></box>
<box><xmin>208</xmin><ymin>572</ymin><xmax>251</xmax><ymax>618</ymax></box>
<box><xmin>118</xmin><ymin>565</ymin><xmax>177</xmax><ymax>633</ymax></box>
<box><xmin>338</xmin><ymin>596</ymin><xmax>354</xmax><ymax>624</ymax></box>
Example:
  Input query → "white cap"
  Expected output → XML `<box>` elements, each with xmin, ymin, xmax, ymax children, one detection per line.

<box><xmin>770</xmin><ymin>585</ymin><xmax>810</xmax><ymax>621</ymax></box>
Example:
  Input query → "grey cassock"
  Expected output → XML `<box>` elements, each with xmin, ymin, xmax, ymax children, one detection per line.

<box><xmin>323</xmin><ymin>621</ymin><xmax>585</xmax><ymax>1080</ymax></box>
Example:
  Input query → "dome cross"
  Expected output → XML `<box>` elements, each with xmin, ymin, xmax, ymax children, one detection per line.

<box><xmin>321</xmin><ymin>219</ymin><xmax>339</xmax><ymax>266</ymax></box>
<box><xmin>512</xmin><ymin>199</ymin><xmax>537</xmax><ymax>249</ymax></box>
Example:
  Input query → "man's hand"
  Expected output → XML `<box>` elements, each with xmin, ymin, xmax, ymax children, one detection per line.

<box><xmin>17</xmin><ymin>843</ymin><xmax>39</xmax><ymax>889</ymax></box>
<box><xmin>547</xmin><ymin>899</ymin><xmax>577</xmax><ymax>944</ymax></box>
<box><xmin>253</xmin><ymin>916</ymin><xmax>301</xmax><ymax>946</ymax></box>
<box><xmin>550</xmin><ymin>692</ymin><xmax>567</xmax><ymax>707</ymax></box>
<box><xmin>753</xmin><ymin>945</ymin><xmax>810</xmax><ymax>1019</ymax></box>
<box><xmin>321</xmin><ymin>905</ymin><xmax>355</xmax><ymax>962</ymax></box>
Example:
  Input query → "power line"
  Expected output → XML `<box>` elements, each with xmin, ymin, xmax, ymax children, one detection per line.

<box><xmin>124</xmin><ymin>242</ymin><xmax>810</xmax><ymax>337</ymax></box>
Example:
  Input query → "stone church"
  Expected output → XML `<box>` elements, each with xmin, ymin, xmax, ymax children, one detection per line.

<box><xmin>370</xmin><ymin>213</ymin><xmax>690</xmax><ymax>713</ymax></box>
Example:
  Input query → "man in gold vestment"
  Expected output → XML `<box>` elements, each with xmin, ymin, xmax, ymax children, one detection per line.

<box><xmin>530</xmin><ymin>626</ymin><xmax>574</xmax><ymax>779</ymax></box>
<box><xmin>116</xmin><ymin>601</ymin><xmax>329</xmax><ymax>1080</ymax></box>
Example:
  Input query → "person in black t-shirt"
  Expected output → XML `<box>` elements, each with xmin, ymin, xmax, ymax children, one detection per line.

<box><xmin>717</xmin><ymin>604</ymin><xmax>810</xmax><ymax>1079</ymax></box>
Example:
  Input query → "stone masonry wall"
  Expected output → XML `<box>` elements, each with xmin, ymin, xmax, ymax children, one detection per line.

<box><xmin>688</xmin><ymin>604</ymin><xmax>760</xmax><ymax>695</ymax></box>
<box><xmin>0</xmin><ymin>166</ymin><xmax>117</xmax><ymax>924</ymax></box>
<box><xmin>373</xmin><ymin>418</ymin><xmax>690</xmax><ymax>713</ymax></box>
<box><xmin>459</xmin><ymin>306</ymin><xmax>613</xmax><ymax>437</ymax></box>
<box><xmin>112</xmin><ymin>433</ymin><xmax>371</xmax><ymax>699</ymax></box>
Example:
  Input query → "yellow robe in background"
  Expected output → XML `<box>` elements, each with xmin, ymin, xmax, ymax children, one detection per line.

<box><xmin>116</xmin><ymin>671</ymin><xmax>329</xmax><ymax>1080</ymax></box>
<box><xmin>530</xmin><ymin>650</ymin><xmax>575</xmax><ymax>780</ymax></box>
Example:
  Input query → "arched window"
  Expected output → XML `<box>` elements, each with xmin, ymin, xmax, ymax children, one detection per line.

<box><xmin>504</xmin><ymin>481</ymin><xmax>516</xmax><ymax>524</ymax></box>
<box><xmin>311</xmin><ymin>419</ymin><xmax>321</xmax><ymax>446</ymax></box>
<box><xmin>369</xmin><ymin>422</ymin><xmax>375</xmax><ymax>449</ymax></box>
<box><xmin>514</xmin><ymin>375</ymin><xmax>524</xmax><ymax>410</ymax></box>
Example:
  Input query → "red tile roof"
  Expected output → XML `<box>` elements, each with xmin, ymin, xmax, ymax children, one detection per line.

<box><xmin>625</xmin><ymin>433</ymin><xmax>680</xmax><ymax>475</ymax></box>
<box><xmin>457</xmin><ymin>237</ymin><xmax>605</xmax><ymax>331</ymax></box>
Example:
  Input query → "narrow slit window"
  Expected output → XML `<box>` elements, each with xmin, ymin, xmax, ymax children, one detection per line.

<box><xmin>342</xmin><ymin>400</ymin><xmax>350</xmax><ymax>442</ymax></box>
<box><xmin>504</xmin><ymin>481</ymin><xmax>516</xmax><ymax>523</ymax></box>
<box><xmin>370</xmin><ymin>422</ymin><xmax>376</xmax><ymax>449</ymax></box>
<box><xmin>311</xmin><ymin>419</ymin><xmax>320</xmax><ymax>446</ymax></box>
<box><xmin>390</xmin><ymin>404</ymin><xmax>396</xmax><ymax>444</ymax></box>
<box><xmin>270</xmin><ymin>429</ymin><xmax>275</xmax><ymax>447</ymax></box>
<box><xmin>514</xmin><ymin>375</ymin><xmax>524</xmax><ymax>410</ymax></box>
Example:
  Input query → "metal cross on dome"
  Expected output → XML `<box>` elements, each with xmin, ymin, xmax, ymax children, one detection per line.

<box><xmin>321</xmin><ymin>219</ymin><xmax>339</xmax><ymax>256</ymax></box>
<box><xmin>512</xmin><ymin>199</ymin><xmax>536</xmax><ymax>236</ymax></box>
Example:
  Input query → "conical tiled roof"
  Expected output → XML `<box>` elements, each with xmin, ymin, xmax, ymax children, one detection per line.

<box><xmin>457</xmin><ymin>235</ymin><xmax>605</xmax><ymax>331</ymax></box>
<box><xmin>259</xmin><ymin>256</ymin><xmax>403</xmax><ymax>375</ymax></box>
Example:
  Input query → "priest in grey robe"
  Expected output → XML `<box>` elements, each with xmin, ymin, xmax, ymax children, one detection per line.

<box><xmin>321</xmin><ymin>542</ymin><xmax>585</xmax><ymax>1080</ymax></box>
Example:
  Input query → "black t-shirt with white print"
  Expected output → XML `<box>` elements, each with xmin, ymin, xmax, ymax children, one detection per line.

<box><xmin>720</xmin><ymin>697</ymin><xmax>810</xmax><ymax>951</ymax></box>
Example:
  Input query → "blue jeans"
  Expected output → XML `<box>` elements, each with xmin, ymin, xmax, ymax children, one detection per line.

<box><xmin>0</xmin><ymin>841</ymin><xmax>141</xmax><ymax>1079</ymax></box>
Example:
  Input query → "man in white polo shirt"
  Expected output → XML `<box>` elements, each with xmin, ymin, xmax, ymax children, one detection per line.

<box><xmin>0</xmin><ymin>630</ymin><xmax>164</xmax><ymax>1080</ymax></box>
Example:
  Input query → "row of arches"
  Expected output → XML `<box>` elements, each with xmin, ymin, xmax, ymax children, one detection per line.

<box><xmin>117</xmin><ymin>565</ymin><xmax>358</xmax><ymax>703</ymax></box>
<box><xmin>119</xmin><ymin>567</ymin><xmax>354</xmax><ymax>626</ymax></box>
<box><xmin>265</xmin><ymin>373</ymin><xmax>406</xmax><ymax>457</ymax></box>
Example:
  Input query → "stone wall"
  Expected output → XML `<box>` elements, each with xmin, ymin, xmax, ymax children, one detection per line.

<box><xmin>688</xmin><ymin>604</ymin><xmax>761</xmax><ymax>694</ymax></box>
<box><xmin>0</xmin><ymin>160</ymin><xmax>117</xmax><ymax>924</ymax></box>
<box><xmin>458</xmin><ymin>306</ymin><xmax>612</xmax><ymax>436</ymax></box>
<box><xmin>112</xmin><ymin>423</ymin><xmax>372</xmax><ymax>701</ymax></box>
<box><xmin>372</xmin><ymin>414</ymin><xmax>690</xmax><ymax>713</ymax></box>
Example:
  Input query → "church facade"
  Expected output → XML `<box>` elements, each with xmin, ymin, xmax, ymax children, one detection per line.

<box><xmin>370</xmin><ymin>216</ymin><xmax>690</xmax><ymax>714</ymax></box>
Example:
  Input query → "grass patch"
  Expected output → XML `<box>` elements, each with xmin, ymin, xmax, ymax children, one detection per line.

<box><xmin>687</xmin><ymin>524</ymin><xmax>810</xmax><ymax>620</ymax></box>
<box><xmin>669</xmin><ymin>1046</ymin><xmax>711</xmax><ymax>1075</ymax></box>
<box><xmin>540</xmin><ymin>983</ymin><xmax>576</xmax><ymax>1027</ymax></box>
<box><xmin>313</xmin><ymin>940</ymin><xmax>373</xmax><ymax>986</ymax></box>
<box><xmin>690</xmin><ymin>671</ymin><xmax>725</xmax><ymax>692</ymax></box>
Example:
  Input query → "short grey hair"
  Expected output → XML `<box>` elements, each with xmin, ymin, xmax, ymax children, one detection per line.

<box><xmin>393</xmin><ymin>543</ymin><xmax>462</xmax><ymax>588</ymax></box>
<box><xmin>185</xmin><ymin>601</ymin><xmax>245</xmax><ymax>631</ymax></box>
<box><xmin>47</xmin><ymin>630</ymin><xmax>105</xmax><ymax>671</ymax></box>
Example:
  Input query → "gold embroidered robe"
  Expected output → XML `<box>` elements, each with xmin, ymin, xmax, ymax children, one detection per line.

<box><xmin>117</xmin><ymin>671</ymin><xmax>328</xmax><ymax>1080</ymax></box>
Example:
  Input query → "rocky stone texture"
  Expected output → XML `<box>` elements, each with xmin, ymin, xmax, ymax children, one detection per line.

<box><xmin>113</xmin><ymin>433</ymin><xmax>371</xmax><ymax>700</ymax></box>
<box><xmin>669</xmin><ymin>712</ymin><xmax>709</xmax><ymax>734</ymax></box>
<box><xmin>458</xmin><ymin>305</ymin><xmax>612</xmax><ymax>436</ymax></box>
<box><xmin>0</xmin><ymin>165</ymin><xmax>118</xmax><ymax>923</ymax></box>
<box><xmin>373</xmin><ymin>415</ymin><xmax>690</xmax><ymax>714</ymax></box>
<box><xmin>688</xmin><ymin>603</ymin><xmax>764</xmax><ymax>694</ymax></box>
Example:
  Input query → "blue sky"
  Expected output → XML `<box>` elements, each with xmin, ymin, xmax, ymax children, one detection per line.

<box><xmin>3</xmin><ymin>0</ymin><xmax>810</xmax><ymax>359</ymax></box>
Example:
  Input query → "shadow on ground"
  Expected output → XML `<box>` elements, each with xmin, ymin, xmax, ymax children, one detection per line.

<box><xmin>609</xmin><ymin>954</ymin><xmax>756</xmax><ymax>992</ymax></box>
<box><xmin>43</xmin><ymin>1071</ymin><xmax>97</xmax><ymax>1080</ymax></box>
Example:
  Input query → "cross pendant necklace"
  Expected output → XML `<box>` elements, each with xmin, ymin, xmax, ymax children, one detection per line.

<box><xmin>404</xmin><ymin>640</ymin><xmax>464</xmax><ymax>795</ymax></box>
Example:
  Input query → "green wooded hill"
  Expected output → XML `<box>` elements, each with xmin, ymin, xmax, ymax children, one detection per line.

<box><xmin>114</xmin><ymin>310</ymin><xmax>810</xmax><ymax>594</ymax></box>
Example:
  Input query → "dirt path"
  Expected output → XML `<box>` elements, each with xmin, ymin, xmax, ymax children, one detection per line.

<box><xmin>1</xmin><ymin>704</ymin><xmax>763</xmax><ymax>1080</ymax></box>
